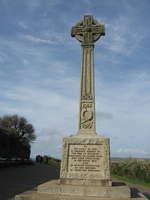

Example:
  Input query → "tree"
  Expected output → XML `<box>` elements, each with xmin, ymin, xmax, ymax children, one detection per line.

<box><xmin>0</xmin><ymin>114</ymin><xmax>36</xmax><ymax>159</ymax></box>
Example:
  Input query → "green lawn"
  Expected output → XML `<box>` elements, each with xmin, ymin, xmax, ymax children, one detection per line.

<box><xmin>111</xmin><ymin>174</ymin><xmax>150</xmax><ymax>187</ymax></box>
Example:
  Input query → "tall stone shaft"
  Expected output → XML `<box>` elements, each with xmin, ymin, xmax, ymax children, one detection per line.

<box><xmin>71</xmin><ymin>15</ymin><xmax>105</xmax><ymax>135</ymax></box>
<box><xmin>78</xmin><ymin>45</ymin><xmax>95</xmax><ymax>134</ymax></box>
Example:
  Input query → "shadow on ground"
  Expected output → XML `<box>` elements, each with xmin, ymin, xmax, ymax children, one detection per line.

<box><xmin>0</xmin><ymin>163</ymin><xmax>60</xmax><ymax>200</ymax></box>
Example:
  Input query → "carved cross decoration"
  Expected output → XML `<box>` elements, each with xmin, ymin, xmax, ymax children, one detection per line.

<box><xmin>71</xmin><ymin>15</ymin><xmax>105</xmax><ymax>45</ymax></box>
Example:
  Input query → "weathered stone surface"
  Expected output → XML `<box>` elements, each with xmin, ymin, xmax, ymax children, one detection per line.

<box><xmin>15</xmin><ymin>180</ymin><xmax>148</xmax><ymax>200</ymax></box>
<box><xmin>71</xmin><ymin>15</ymin><xmax>105</xmax><ymax>135</ymax></box>
<box><xmin>38</xmin><ymin>180</ymin><xmax>130</xmax><ymax>198</ymax></box>
<box><xmin>78</xmin><ymin>45</ymin><xmax>96</xmax><ymax>135</ymax></box>
<box><xmin>71</xmin><ymin>15</ymin><xmax>105</xmax><ymax>45</ymax></box>
<box><xmin>59</xmin><ymin>179</ymin><xmax>112</xmax><ymax>186</ymax></box>
<box><xmin>60</xmin><ymin>135</ymin><xmax>111</xmax><ymax>185</ymax></box>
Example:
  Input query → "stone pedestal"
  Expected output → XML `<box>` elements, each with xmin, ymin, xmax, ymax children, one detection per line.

<box><xmin>38</xmin><ymin>180</ymin><xmax>130</xmax><ymax>198</ymax></box>
<box><xmin>60</xmin><ymin>135</ymin><xmax>111</xmax><ymax>187</ymax></box>
<box><xmin>15</xmin><ymin>179</ymin><xmax>148</xmax><ymax>200</ymax></box>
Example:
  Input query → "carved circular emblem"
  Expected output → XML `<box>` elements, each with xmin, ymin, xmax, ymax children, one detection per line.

<box><xmin>73</xmin><ymin>19</ymin><xmax>101</xmax><ymax>43</ymax></box>
<box><xmin>81</xmin><ymin>109</ymin><xmax>93</xmax><ymax>123</ymax></box>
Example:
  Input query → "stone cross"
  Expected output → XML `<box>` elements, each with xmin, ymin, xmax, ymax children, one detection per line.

<box><xmin>71</xmin><ymin>15</ymin><xmax>105</xmax><ymax>135</ymax></box>
<box><xmin>71</xmin><ymin>15</ymin><xmax>105</xmax><ymax>45</ymax></box>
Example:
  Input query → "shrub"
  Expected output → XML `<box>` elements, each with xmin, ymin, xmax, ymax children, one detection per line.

<box><xmin>111</xmin><ymin>158</ymin><xmax>150</xmax><ymax>183</ymax></box>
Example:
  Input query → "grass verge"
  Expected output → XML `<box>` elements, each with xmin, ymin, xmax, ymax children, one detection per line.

<box><xmin>111</xmin><ymin>174</ymin><xmax>150</xmax><ymax>187</ymax></box>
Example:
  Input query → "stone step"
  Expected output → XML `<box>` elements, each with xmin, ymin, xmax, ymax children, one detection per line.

<box><xmin>15</xmin><ymin>190</ymin><xmax>148</xmax><ymax>200</ymax></box>
<box><xmin>37</xmin><ymin>180</ymin><xmax>130</xmax><ymax>198</ymax></box>
<box><xmin>15</xmin><ymin>180</ymin><xmax>148</xmax><ymax>200</ymax></box>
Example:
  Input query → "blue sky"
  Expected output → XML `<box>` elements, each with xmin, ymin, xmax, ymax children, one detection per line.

<box><xmin>0</xmin><ymin>0</ymin><xmax>150</xmax><ymax>159</ymax></box>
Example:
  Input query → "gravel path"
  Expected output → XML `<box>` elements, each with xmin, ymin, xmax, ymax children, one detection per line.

<box><xmin>0</xmin><ymin>163</ymin><xmax>149</xmax><ymax>200</ymax></box>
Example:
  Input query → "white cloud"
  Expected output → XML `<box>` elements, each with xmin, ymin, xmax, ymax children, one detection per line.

<box><xmin>22</xmin><ymin>58</ymin><xmax>30</xmax><ymax>65</ymax></box>
<box><xmin>81</xmin><ymin>0</ymin><xmax>92</xmax><ymax>6</ymax></box>
<box><xmin>95</xmin><ymin>68</ymin><xmax>150</xmax><ymax>159</ymax></box>
<box><xmin>18</xmin><ymin>21</ymin><xmax>29</xmax><ymax>29</ymax></box>
<box><xmin>0</xmin><ymin>51</ymin><xmax>7</xmax><ymax>62</ymax></box>
<box><xmin>115</xmin><ymin>147</ymin><xmax>150</xmax><ymax>158</ymax></box>
<box><xmin>20</xmin><ymin>34</ymin><xmax>56</xmax><ymax>45</ymax></box>
<box><xmin>44</xmin><ymin>30</ymin><xmax>67</xmax><ymax>43</ymax></box>
<box><xmin>96</xmin><ymin>111</ymin><xmax>113</xmax><ymax>120</ymax></box>
<box><xmin>98</xmin><ymin>14</ymin><xmax>145</xmax><ymax>59</ymax></box>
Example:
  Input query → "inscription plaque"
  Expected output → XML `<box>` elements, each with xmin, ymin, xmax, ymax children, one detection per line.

<box><xmin>68</xmin><ymin>144</ymin><xmax>102</xmax><ymax>172</ymax></box>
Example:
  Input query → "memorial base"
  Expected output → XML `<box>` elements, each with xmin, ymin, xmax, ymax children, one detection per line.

<box><xmin>60</xmin><ymin>135</ymin><xmax>111</xmax><ymax>183</ymax></box>
<box><xmin>38</xmin><ymin>180</ymin><xmax>130</xmax><ymax>197</ymax></box>
<box><xmin>59</xmin><ymin>178</ymin><xmax>112</xmax><ymax>186</ymax></box>
<box><xmin>15</xmin><ymin>179</ymin><xmax>148</xmax><ymax>200</ymax></box>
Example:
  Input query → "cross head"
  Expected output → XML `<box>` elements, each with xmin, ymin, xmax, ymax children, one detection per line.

<box><xmin>71</xmin><ymin>15</ymin><xmax>105</xmax><ymax>45</ymax></box>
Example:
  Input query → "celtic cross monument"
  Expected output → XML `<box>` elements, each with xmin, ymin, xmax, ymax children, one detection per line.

<box><xmin>71</xmin><ymin>14</ymin><xmax>105</xmax><ymax>134</ymax></box>
<box><xmin>16</xmin><ymin>14</ymin><xmax>148</xmax><ymax>200</ymax></box>
<box><xmin>59</xmin><ymin>15</ymin><xmax>112</xmax><ymax>186</ymax></box>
